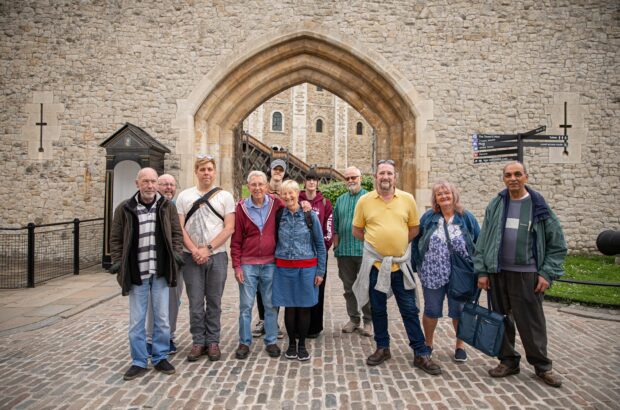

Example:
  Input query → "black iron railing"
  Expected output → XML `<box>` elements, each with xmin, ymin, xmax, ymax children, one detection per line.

<box><xmin>0</xmin><ymin>218</ymin><xmax>103</xmax><ymax>288</ymax></box>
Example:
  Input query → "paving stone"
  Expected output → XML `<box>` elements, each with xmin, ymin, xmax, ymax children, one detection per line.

<box><xmin>1</xmin><ymin>260</ymin><xmax>619</xmax><ymax>409</ymax></box>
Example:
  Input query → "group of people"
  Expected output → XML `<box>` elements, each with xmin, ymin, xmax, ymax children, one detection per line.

<box><xmin>111</xmin><ymin>156</ymin><xmax>566</xmax><ymax>389</ymax></box>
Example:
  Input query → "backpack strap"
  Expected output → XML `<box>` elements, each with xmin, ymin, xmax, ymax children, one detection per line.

<box><xmin>184</xmin><ymin>187</ymin><xmax>223</xmax><ymax>226</ymax></box>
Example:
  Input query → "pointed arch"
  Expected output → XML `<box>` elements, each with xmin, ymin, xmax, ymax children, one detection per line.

<box><xmin>173</xmin><ymin>23</ymin><xmax>434</xmax><ymax>200</ymax></box>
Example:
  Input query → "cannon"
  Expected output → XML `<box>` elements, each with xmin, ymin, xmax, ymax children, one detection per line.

<box><xmin>596</xmin><ymin>230</ymin><xmax>620</xmax><ymax>256</ymax></box>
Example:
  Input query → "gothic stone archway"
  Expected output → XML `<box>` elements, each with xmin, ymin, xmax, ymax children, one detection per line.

<box><xmin>174</xmin><ymin>24</ymin><xmax>435</xmax><ymax>204</ymax></box>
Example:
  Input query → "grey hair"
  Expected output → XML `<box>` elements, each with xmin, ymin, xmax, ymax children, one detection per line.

<box><xmin>247</xmin><ymin>170</ymin><xmax>268</xmax><ymax>184</ymax></box>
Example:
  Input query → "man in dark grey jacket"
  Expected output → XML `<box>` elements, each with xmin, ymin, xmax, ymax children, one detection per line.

<box><xmin>110</xmin><ymin>167</ymin><xmax>183</xmax><ymax>381</ymax></box>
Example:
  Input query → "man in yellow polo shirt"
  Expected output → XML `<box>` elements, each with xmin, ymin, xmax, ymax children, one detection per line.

<box><xmin>352</xmin><ymin>160</ymin><xmax>441</xmax><ymax>375</ymax></box>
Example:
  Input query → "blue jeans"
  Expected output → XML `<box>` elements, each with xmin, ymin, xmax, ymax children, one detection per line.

<box><xmin>128</xmin><ymin>275</ymin><xmax>170</xmax><ymax>367</ymax></box>
<box><xmin>422</xmin><ymin>284</ymin><xmax>465</xmax><ymax>319</ymax></box>
<box><xmin>369</xmin><ymin>267</ymin><xmax>430</xmax><ymax>357</ymax></box>
<box><xmin>239</xmin><ymin>263</ymin><xmax>278</xmax><ymax>346</ymax></box>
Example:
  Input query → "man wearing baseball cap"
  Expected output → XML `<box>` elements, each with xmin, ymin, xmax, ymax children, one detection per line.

<box><xmin>253</xmin><ymin>158</ymin><xmax>288</xmax><ymax>338</ymax></box>
<box><xmin>268</xmin><ymin>159</ymin><xmax>287</xmax><ymax>198</ymax></box>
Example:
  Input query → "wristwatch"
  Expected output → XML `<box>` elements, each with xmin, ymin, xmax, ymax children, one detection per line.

<box><xmin>207</xmin><ymin>244</ymin><xmax>213</xmax><ymax>252</ymax></box>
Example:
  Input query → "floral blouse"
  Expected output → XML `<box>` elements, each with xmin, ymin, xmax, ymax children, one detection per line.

<box><xmin>419</xmin><ymin>217</ymin><xmax>472</xmax><ymax>289</ymax></box>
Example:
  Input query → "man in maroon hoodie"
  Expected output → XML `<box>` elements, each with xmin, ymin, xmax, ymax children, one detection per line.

<box><xmin>230</xmin><ymin>170</ymin><xmax>285</xmax><ymax>359</ymax></box>
<box><xmin>299</xmin><ymin>168</ymin><xmax>334</xmax><ymax>337</ymax></box>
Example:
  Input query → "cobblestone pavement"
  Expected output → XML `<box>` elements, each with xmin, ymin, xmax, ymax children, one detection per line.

<box><xmin>0</xmin><ymin>259</ymin><xmax>619</xmax><ymax>410</ymax></box>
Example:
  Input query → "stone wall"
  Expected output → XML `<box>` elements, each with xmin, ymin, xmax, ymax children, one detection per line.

<box><xmin>0</xmin><ymin>0</ymin><xmax>618</xmax><ymax>253</ymax></box>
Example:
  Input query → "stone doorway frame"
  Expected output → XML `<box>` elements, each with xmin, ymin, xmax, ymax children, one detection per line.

<box><xmin>173</xmin><ymin>23</ymin><xmax>435</xmax><ymax>206</ymax></box>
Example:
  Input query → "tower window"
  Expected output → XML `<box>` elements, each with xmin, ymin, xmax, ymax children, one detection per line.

<box><xmin>271</xmin><ymin>111</ymin><xmax>283</xmax><ymax>132</ymax></box>
<box><xmin>356</xmin><ymin>122</ymin><xmax>363</xmax><ymax>135</ymax></box>
<box><xmin>316</xmin><ymin>119</ymin><xmax>323</xmax><ymax>133</ymax></box>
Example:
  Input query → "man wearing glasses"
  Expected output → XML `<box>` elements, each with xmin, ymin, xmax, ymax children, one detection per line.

<box><xmin>145</xmin><ymin>174</ymin><xmax>182</xmax><ymax>355</ymax></box>
<box><xmin>352</xmin><ymin>160</ymin><xmax>441</xmax><ymax>375</ymax></box>
<box><xmin>176</xmin><ymin>155</ymin><xmax>236</xmax><ymax>362</ymax></box>
<box><xmin>253</xmin><ymin>159</ymin><xmax>288</xmax><ymax>338</ymax></box>
<box><xmin>333</xmin><ymin>166</ymin><xmax>372</xmax><ymax>337</ymax></box>
<box><xmin>231</xmin><ymin>170</ymin><xmax>284</xmax><ymax>360</ymax></box>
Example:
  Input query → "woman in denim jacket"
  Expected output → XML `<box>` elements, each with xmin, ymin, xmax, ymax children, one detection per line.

<box><xmin>411</xmin><ymin>180</ymin><xmax>480</xmax><ymax>362</ymax></box>
<box><xmin>273</xmin><ymin>180</ymin><xmax>327</xmax><ymax>361</ymax></box>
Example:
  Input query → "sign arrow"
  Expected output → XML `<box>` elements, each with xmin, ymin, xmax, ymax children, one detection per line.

<box><xmin>474</xmin><ymin>140</ymin><xmax>519</xmax><ymax>150</ymax></box>
<box><xmin>523</xmin><ymin>141</ymin><xmax>567</xmax><ymax>148</ymax></box>
<box><xmin>474</xmin><ymin>156</ymin><xmax>519</xmax><ymax>164</ymax></box>
<box><xmin>474</xmin><ymin>148</ymin><xmax>518</xmax><ymax>158</ymax></box>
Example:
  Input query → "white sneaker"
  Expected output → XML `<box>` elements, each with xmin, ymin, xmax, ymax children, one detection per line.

<box><xmin>342</xmin><ymin>320</ymin><xmax>359</xmax><ymax>333</ymax></box>
<box><xmin>358</xmin><ymin>322</ymin><xmax>373</xmax><ymax>337</ymax></box>
<box><xmin>252</xmin><ymin>320</ymin><xmax>265</xmax><ymax>337</ymax></box>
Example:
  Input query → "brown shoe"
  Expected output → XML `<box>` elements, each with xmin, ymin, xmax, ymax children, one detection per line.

<box><xmin>488</xmin><ymin>363</ymin><xmax>520</xmax><ymax>378</ymax></box>
<box><xmin>357</xmin><ymin>322</ymin><xmax>373</xmax><ymax>337</ymax></box>
<box><xmin>536</xmin><ymin>370</ymin><xmax>562</xmax><ymax>388</ymax></box>
<box><xmin>235</xmin><ymin>344</ymin><xmax>250</xmax><ymax>360</ymax></box>
<box><xmin>265</xmin><ymin>343</ymin><xmax>281</xmax><ymax>358</ymax></box>
<box><xmin>187</xmin><ymin>344</ymin><xmax>206</xmax><ymax>362</ymax></box>
<box><xmin>207</xmin><ymin>343</ymin><xmax>221</xmax><ymax>361</ymax></box>
<box><xmin>366</xmin><ymin>348</ymin><xmax>391</xmax><ymax>366</ymax></box>
<box><xmin>413</xmin><ymin>355</ymin><xmax>442</xmax><ymax>375</ymax></box>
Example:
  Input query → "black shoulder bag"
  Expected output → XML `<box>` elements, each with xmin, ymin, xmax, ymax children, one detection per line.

<box><xmin>184</xmin><ymin>187</ymin><xmax>224</xmax><ymax>226</ymax></box>
<box><xmin>443</xmin><ymin>219</ymin><xmax>477</xmax><ymax>302</ymax></box>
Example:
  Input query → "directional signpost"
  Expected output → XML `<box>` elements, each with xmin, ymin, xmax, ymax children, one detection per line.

<box><xmin>472</xmin><ymin>102</ymin><xmax>571</xmax><ymax>165</ymax></box>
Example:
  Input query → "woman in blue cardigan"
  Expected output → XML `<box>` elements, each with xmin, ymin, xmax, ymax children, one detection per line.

<box><xmin>412</xmin><ymin>180</ymin><xmax>480</xmax><ymax>363</ymax></box>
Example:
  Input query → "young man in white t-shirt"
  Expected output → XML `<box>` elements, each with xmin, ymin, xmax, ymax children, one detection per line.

<box><xmin>176</xmin><ymin>155</ymin><xmax>235</xmax><ymax>362</ymax></box>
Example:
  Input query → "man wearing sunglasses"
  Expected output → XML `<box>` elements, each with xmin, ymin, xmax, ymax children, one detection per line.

<box><xmin>333</xmin><ymin>166</ymin><xmax>372</xmax><ymax>337</ymax></box>
<box><xmin>176</xmin><ymin>155</ymin><xmax>236</xmax><ymax>362</ymax></box>
<box><xmin>352</xmin><ymin>160</ymin><xmax>441</xmax><ymax>375</ymax></box>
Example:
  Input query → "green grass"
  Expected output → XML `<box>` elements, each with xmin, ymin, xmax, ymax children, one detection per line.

<box><xmin>546</xmin><ymin>255</ymin><xmax>620</xmax><ymax>307</ymax></box>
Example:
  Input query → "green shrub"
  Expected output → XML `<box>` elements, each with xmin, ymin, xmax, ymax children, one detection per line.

<box><xmin>320</xmin><ymin>175</ymin><xmax>374</xmax><ymax>204</ymax></box>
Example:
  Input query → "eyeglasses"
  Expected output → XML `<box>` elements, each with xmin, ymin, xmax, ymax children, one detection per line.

<box><xmin>377</xmin><ymin>159</ymin><xmax>395</xmax><ymax>166</ymax></box>
<box><xmin>158</xmin><ymin>182</ymin><xmax>176</xmax><ymax>187</ymax></box>
<box><xmin>248</xmin><ymin>182</ymin><xmax>266</xmax><ymax>188</ymax></box>
<box><xmin>196</xmin><ymin>153</ymin><xmax>214</xmax><ymax>160</ymax></box>
<box><xmin>344</xmin><ymin>176</ymin><xmax>359</xmax><ymax>181</ymax></box>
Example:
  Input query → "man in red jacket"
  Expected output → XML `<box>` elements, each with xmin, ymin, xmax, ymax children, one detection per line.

<box><xmin>299</xmin><ymin>168</ymin><xmax>334</xmax><ymax>337</ymax></box>
<box><xmin>230</xmin><ymin>170</ymin><xmax>285</xmax><ymax>359</ymax></box>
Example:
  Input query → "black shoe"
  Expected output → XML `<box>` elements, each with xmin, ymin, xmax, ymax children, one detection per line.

<box><xmin>235</xmin><ymin>343</ymin><xmax>250</xmax><ymax>360</ymax></box>
<box><xmin>169</xmin><ymin>340</ymin><xmax>177</xmax><ymax>355</ymax></box>
<box><xmin>123</xmin><ymin>365</ymin><xmax>147</xmax><ymax>381</ymax></box>
<box><xmin>306</xmin><ymin>332</ymin><xmax>321</xmax><ymax>339</ymax></box>
<box><xmin>265</xmin><ymin>344</ymin><xmax>281</xmax><ymax>358</ymax></box>
<box><xmin>297</xmin><ymin>346</ymin><xmax>310</xmax><ymax>361</ymax></box>
<box><xmin>154</xmin><ymin>359</ymin><xmax>175</xmax><ymax>375</ymax></box>
<box><xmin>285</xmin><ymin>344</ymin><xmax>297</xmax><ymax>359</ymax></box>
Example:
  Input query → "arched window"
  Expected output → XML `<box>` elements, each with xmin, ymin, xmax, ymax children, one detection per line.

<box><xmin>316</xmin><ymin>118</ymin><xmax>323</xmax><ymax>133</ymax></box>
<box><xmin>271</xmin><ymin>111</ymin><xmax>283</xmax><ymax>132</ymax></box>
<box><xmin>356</xmin><ymin>121</ymin><xmax>363</xmax><ymax>135</ymax></box>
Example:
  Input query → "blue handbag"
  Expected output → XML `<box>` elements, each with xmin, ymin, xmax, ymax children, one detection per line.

<box><xmin>443</xmin><ymin>222</ymin><xmax>477</xmax><ymax>302</ymax></box>
<box><xmin>457</xmin><ymin>289</ymin><xmax>506</xmax><ymax>357</ymax></box>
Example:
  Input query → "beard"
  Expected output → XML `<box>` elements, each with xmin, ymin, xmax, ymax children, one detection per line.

<box><xmin>379</xmin><ymin>180</ymin><xmax>392</xmax><ymax>190</ymax></box>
